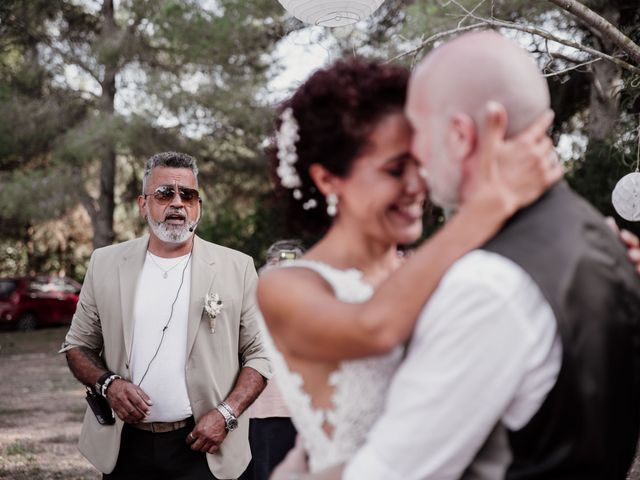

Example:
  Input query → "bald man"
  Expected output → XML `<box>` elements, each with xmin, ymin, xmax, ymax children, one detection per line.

<box><xmin>285</xmin><ymin>31</ymin><xmax>640</xmax><ymax>480</ymax></box>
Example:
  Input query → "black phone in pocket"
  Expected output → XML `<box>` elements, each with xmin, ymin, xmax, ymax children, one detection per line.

<box><xmin>85</xmin><ymin>387</ymin><xmax>115</xmax><ymax>425</ymax></box>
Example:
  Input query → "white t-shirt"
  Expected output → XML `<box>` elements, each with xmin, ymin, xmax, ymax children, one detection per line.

<box><xmin>129</xmin><ymin>252</ymin><xmax>193</xmax><ymax>422</ymax></box>
<box><xmin>344</xmin><ymin>250</ymin><xmax>562</xmax><ymax>480</ymax></box>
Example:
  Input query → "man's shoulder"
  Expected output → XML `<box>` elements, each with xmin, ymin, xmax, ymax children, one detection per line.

<box><xmin>444</xmin><ymin>250</ymin><xmax>530</xmax><ymax>292</ymax></box>
<box><xmin>92</xmin><ymin>236</ymin><xmax>146</xmax><ymax>260</ymax></box>
<box><xmin>425</xmin><ymin>250</ymin><xmax>547</xmax><ymax>316</ymax></box>
<box><xmin>197</xmin><ymin>237</ymin><xmax>254</xmax><ymax>266</ymax></box>
<box><xmin>415</xmin><ymin>250</ymin><xmax>555</xmax><ymax>343</ymax></box>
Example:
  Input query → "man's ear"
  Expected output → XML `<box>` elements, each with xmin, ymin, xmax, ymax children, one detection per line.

<box><xmin>309</xmin><ymin>163</ymin><xmax>340</xmax><ymax>197</ymax></box>
<box><xmin>137</xmin><ymin>195</ymin><xmax>146</xmax><ymax>219</ymax></box>
<box><xmin>447</xmin><ymin>113</ymin><xmax>477</xmax><ymax>161</ymax></box>
<box><xmin>446</xmin><ymin>113</ymin><xmax>476</xmax><ymax>167</ymax></box>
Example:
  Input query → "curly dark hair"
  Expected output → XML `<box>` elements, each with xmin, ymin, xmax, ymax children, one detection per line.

<box><xmin>269</xmin><ymin>57</ymin><xmax>410</xmax><ymax>236</ymax></box>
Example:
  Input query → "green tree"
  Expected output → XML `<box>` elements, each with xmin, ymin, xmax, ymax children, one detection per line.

<box><xmin>0</xmin><ymin>0</ymin><xmax>290</xmax><ymax>275</ymax></box>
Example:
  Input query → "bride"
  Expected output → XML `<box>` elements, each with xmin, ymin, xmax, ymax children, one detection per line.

<box><xmin>256</xmin><ymin>58</ymin><xmax>560</xmax><ymax>473</ymax></box>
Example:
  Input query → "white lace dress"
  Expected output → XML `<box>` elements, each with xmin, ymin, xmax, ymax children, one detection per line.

<box><xmin>259</xmin><ymin>260</ymin><xmax>404</xmax><ymax>472</ymax></box>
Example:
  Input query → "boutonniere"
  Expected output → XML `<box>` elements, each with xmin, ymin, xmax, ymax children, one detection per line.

<box><xmin>204</xmin><ymin>293</ymin><xmax>224</xmax><ymax>333</ymax></box>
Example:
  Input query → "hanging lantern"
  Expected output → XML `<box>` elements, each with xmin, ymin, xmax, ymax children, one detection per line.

<box><xmin>277</xmin><ymin>0</ymin><xmax>385</xmax><ymax>27</ymax></box>
<box><xmin>612</xmin><ymin>171</ymin><xmax>640</xmax><ymax>221</ymax></box>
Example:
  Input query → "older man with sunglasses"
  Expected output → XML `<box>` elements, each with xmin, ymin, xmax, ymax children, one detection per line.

<box><xmin>61</xmin><ymin>152</ymin><xmax>270</xmax><ymax>480</ymax></box>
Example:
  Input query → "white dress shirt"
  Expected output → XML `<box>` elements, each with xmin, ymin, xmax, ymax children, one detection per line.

<box><xmin>344</xmin><ymin>250</ymin><xmax>562</xmax><ymax>480</ymax></box>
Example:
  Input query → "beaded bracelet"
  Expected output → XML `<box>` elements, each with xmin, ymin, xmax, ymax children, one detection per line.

<box><xmin>100</xmin><ymin>374</ymin><xmax>122</xmax><ymax>398</ymax></box>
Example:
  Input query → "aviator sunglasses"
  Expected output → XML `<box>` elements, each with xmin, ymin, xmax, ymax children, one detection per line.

<box><xmin>144</xmin><ymin>184</ymin><xmax>201</xmax><ymax>205</ymax></box>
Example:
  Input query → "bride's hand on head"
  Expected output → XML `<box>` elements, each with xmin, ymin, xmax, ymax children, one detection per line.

<box><xmin>475</xmin><ymin>102</ymin><xmax>563</xmax><ymax>214</ymax></box>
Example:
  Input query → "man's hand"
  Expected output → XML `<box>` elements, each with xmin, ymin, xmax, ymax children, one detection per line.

<box><xmin>106</xmin><ymin>379</ymin><xmax>152</xmax><ymax>423</ymax></box>
<box><xmin>606</xmin><ymin>217</ymin><xmax>640</xmax><ymax>274</ymax></box>
<box><xmin>475</xmin><ymin>103</ymin><xmax>563</xmax><ymax>214</ymax></box>
<box><xmin>186</xmin><ymin>409</ymin><xmax>227</xmax><ymax>454</ymax></box>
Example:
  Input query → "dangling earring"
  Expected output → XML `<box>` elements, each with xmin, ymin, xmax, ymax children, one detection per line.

<box><xmin>326</xmin><ymin>193</ymin><xmax>338</xmax><ymax>217</ymax></box>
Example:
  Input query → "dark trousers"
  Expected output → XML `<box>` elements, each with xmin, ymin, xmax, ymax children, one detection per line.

<box><xmin>239</xmin><ymin>417</ymin><xmax>297</xmax><ymax>480</ymax></box>
<box><xmin>104</xmin><ymin>420</ymin><xmax>218</xmax><ymax>480</ymax></box>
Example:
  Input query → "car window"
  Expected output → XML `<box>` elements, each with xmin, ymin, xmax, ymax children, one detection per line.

<box><xmin>51</xmin><ymin>277</ymin><xmax>79</xmax><ymax>293</ymax></box>
<box><xmin>64</xmin><ymin>279</ymin><xmax>81</xmax><ymax>294</ymax></box>
<box><xmin>28</xmin><ymin>279</ymin><xmax>52</xmax><ymax>293</ymax></box>
<box><xmin>0</xmin><ymin>280</ymin><xmax>16</xmax><ymax>299</ymax></box>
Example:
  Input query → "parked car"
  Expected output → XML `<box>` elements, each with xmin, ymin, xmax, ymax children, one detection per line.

<box><xmin>0</xmin><ymin>276</ymin><xmax>81</xmax><ymax>331</ymax></box>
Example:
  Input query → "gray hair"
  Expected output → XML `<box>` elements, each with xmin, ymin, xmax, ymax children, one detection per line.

<box><xmin>142</xmin><ymin>152</ymin><xmax>199</xmax><ymax>193</ymax></box>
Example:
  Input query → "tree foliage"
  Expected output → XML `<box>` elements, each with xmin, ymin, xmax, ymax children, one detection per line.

<box><xmin>0</xmin><ymin>0</ymin><xmax>286</xmax><ymax>276</ymax></box>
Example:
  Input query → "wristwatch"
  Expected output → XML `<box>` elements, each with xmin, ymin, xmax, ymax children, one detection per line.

<box><xmin>216</xmin><ymin>401</ymin><xmax>238</xmax><ymax>431</ymax></box>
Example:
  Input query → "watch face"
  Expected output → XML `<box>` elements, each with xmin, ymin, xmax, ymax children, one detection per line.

<box><xmin>227</xmin><ymin>418</ymin><xmax>238</xmax><ymax>431</ymax></box>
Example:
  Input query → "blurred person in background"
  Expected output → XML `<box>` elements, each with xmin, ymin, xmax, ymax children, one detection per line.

<box><xmin>240</xmin><ymin>240</ymin><xmax>305</xmax><ymax>480</ymax></box>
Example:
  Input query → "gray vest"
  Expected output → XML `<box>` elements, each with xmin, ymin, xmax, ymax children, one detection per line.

<box><xmin>466</xmin><ymin>182</ymin><xmax>640</xmax><ymax>479</ymax></box>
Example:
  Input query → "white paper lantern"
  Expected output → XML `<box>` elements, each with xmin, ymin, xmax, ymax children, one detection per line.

<box><xmin>277</xmin><ymin>0</ymin><xmax>385</xmax><ymax>27</ymax></box>
<box><xmin>612</xmin><ymin>171</ymin><xmax>640</xmax><ymax>221</ymax></box>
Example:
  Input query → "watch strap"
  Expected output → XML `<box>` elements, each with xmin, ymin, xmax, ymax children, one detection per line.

<box><xmin>216</xmin><ymin>402</ymin><xmax>237</xmax><ymax>430</ymax></box>
<box><xmin>219</xmin><ymin>401</ymin><xmax>236</xmax><ymax>418</ymax></box>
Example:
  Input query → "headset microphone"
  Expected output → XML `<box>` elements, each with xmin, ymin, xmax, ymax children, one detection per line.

<box><xmin>188</xmin><ymin>198</ymin><xmax>203</xmax><ymax>233</ymax></box>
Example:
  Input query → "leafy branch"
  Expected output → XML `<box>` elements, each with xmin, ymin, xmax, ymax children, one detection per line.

<box><xmin>391</xmin><ymin>0</ymin><xmax>640</xmax><ymax>75</ymax></box>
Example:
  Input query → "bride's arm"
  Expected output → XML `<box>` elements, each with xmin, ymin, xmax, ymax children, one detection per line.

<box><xmin>259</xmin><ymin>106</ymin><xmax>562</xmax><ymax>361</ymax></box>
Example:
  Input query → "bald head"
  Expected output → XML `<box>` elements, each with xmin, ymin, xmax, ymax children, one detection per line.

<box><xmin>405</xmin><ymin>31</ymin><xmax>551</xmax><ymax>210</ymax></box>
<box><xmin>409</xmin><ymin>31</ymin><xmax>549</xmax><ymax>137</ymax></box>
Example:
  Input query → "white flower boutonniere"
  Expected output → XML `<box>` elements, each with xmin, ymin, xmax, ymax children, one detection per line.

<box><xmin>204</xmin><ymin>293</ymin><xmax>224</xmax><ymax>333</ymax></box>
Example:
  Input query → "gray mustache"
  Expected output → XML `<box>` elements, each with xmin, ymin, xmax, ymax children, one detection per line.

<box><xmin>164</xmin><ymin>208</ymin><xmax>186</xmax><ymax>221</ymax></box>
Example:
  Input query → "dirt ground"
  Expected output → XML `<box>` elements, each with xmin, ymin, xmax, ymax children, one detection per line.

<box><xmin>0</xmin><ymin>327</ymin><xmax>100</xmax><ymax>480</ymax></box>
<box><xmin>1</xmin><ymin>327</ymin><xmax>640</xmax><ymax>480</ymax></box>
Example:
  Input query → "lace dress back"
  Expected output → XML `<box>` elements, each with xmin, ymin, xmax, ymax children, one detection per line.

<box><xmin>259</xmin><ymin>260</ymin><xmax>404</xmax><ymax>472</ymax></box>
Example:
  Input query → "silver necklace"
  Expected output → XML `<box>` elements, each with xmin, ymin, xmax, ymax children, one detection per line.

<box><xmin>147</xmin><ymin>252</ymin><xmax>188</xmax><ymax>279</ymax></box>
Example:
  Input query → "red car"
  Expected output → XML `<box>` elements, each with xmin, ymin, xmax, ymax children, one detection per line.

<box><xmin>0</xmin><ymin>276</ymin><xmax>81</xmax><ymax>331</ymax></box>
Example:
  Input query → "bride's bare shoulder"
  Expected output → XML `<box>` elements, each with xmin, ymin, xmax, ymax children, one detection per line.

<box><xmin>257</xmin><ymin>264</ymin><xmax>334</xmax><ymax>325</ymax></box>
<box><xmin>259</xmin><ymin>261</ymin><xmax>329</xmax><ymax>286</ymax></box>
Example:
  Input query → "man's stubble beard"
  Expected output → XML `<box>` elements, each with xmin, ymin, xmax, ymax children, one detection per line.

<box><xmin>427</xmin><ymin>144</ymin><xmax>463</xmax><ymax>214</ymax></box>
<box><xmin>146</xmin><ymin>208</ymin><xmax>196</xmax><ymax>244</ymax></box>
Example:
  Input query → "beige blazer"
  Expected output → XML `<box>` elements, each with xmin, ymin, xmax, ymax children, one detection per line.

<box><xmin>62</xmin><ymin>235</ymin><xmax>271</xmax><ymax>479</ymax></box>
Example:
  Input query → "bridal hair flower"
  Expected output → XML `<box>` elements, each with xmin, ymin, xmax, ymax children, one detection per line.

<box><xmin>204</xmin><ymin>293</ymin><xmax>223</xmax><ymax>333</ymax></box>
<box><xmin>276</xmin><ymin>108</ymin><xmax>303</xmax><ymax>197</ymax></box>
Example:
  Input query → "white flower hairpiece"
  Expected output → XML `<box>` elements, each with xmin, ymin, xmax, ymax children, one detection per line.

<box><xmin>204</xmin><ymin>293</ymin><xmax>223</xmax><ymax>334</ymax></box>
<box><xmin>276</xmin><ymin>108</ymin><xmax>303</xmax><ymax>195</ymax></box>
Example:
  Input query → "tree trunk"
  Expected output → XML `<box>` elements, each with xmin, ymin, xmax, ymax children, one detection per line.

<box><xmin>547</xmin><ymin>0</ymin><xmax>640</xmax><ymax>66</ymax></box>
<box><xmin>587</xmin><ymin>5</ymin><xmax>622</xmax><ymax>141</ymax></box>
<box><xmin>91</xmin><ymin>0</ymin><xmax>117</xmax><ymax>249</ymax></box>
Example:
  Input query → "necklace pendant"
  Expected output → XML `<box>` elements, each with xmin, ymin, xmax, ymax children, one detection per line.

<box><xmin>163</xmin><ymin>272</ymin><xmax>168</xmax><ymax>279</ymax></box>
